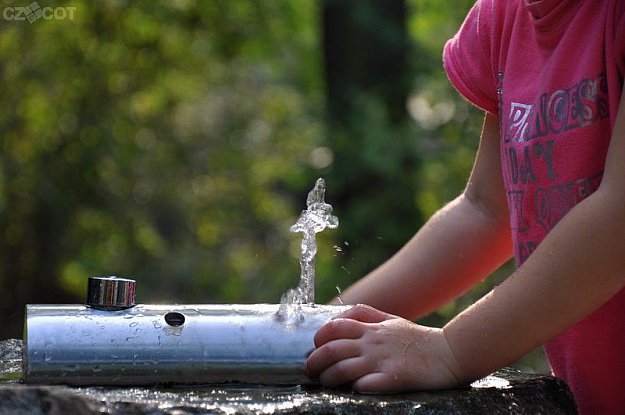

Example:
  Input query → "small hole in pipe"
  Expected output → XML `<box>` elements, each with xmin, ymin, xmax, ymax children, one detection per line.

<box><xmin>164</xmin><ymin>312</ymin><xmax>185</xmax><ymax>327</ymax></box>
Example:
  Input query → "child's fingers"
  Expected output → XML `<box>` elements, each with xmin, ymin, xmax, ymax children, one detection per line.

<box><xmin>313</xmin><ymin>317</ymin><xmax>366</xmax><ymax>347</ymax></box>
<box><xmin>306</xmin><ymin>338</ymin><xmax>361</xmax><ymax>377</ymax></box>
<box><xmin>317</xmin><ymin>356</ymin><xmax>374</xmax><ymax>388</ymax></box>
<box><xmin>351</xmin><ymin>372</ymin><xmax>395</xmax><ymax>394</ymax></box>
<box><xmin>335</xmin><ymin>304</ymin><xmax>393</xmax><ymax>323</ymax></box>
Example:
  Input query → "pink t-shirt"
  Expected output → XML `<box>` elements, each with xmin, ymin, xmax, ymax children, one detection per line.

<box><xmin>443</xmin><ymin>0</ymin><xmax>625</xmax><ymax>413</ymax></box>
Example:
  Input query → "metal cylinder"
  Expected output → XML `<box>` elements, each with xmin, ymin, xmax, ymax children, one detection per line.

<box><xmin>86</xmin><ymin>276</ymin><xmax>136</xmax><ymax>310</ymax></box>
<box><xmin>23</xmin><ymin>303</ymin><xmax>348</xmax><ymax>386</ymax></box>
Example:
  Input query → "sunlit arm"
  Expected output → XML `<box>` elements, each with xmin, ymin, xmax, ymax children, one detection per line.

<box><xmin>334</xmin><ymin>113</ymin><xmax>512</xmax><ymax>320</ymax></box>
<box><xmin>444</xmin><ymin>86</ymin><xmax>625</xmax><ymax>383</ymax></box>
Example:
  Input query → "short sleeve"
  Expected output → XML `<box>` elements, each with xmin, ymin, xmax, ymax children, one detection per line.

<box><xmin>443</xmin><ymin>0</ymin><xmax>500</xmax><ymax>114</ymax></box>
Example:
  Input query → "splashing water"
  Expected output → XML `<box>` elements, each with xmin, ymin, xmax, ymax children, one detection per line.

<box><xmin>277</xmin><ymin>178</ymin><xmax>338</xmax><ymax>322</ymax></box>
<box><xmin>289</xmin><ymin>178</ymin><xmax>339</xmax><ymax>304</ymax></box>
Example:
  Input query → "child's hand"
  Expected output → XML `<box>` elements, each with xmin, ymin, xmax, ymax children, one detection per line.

<box><xmin>306</xmin><ymin>304</ymin><xmax>463</xmax><ymax>393</ymax></box>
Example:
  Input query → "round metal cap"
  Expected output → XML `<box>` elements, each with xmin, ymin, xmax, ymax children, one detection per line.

<box><xmin>87</xmin><ymin>276</ymin><xmax>136</xmax><ymax>310</ymax></box>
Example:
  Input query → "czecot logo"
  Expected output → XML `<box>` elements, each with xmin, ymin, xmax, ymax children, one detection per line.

<box><xmin>3</xmin><ymin>2</ymin><xmax>76</xmax><ymax>23</ymax></box>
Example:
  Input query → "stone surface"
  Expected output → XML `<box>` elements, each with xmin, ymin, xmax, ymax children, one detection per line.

<box><xmin>0</xmin><ymin>339</ymin><xmax>578</xmax><ymax>414</ymax></box>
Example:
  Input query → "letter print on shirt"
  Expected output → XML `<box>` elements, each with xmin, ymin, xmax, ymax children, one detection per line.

<box><xmin>499</xmin><ymin>72</ymin><xmax>610</xmax><ymax>265</ymax></box>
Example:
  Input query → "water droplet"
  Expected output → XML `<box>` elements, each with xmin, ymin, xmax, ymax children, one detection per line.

<box><xmin>63</xmin><ymin>364</ymin><xmax>79</xmax><ymax>373</ymax></box>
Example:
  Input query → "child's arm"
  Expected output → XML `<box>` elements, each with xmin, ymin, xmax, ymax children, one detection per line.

<box><xmin>334</xmin><ymin>112</ymin><xmax>512</xmax><ymax>320</ymax></box>
<box><xmin>308</xmin><ymin>86</ymin><xmax>625</xmax><ymax>392</ymax></box>
<box><xmin>444</xmin><ymin>85</ymin><xmax>625</xmax><ymax>383</ymax></box>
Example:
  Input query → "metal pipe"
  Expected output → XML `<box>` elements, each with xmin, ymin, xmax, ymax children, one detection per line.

<box><xmin>23</xmin><ymin>303</ymin><xmax>348</xmax><ymax>386</ymax></box>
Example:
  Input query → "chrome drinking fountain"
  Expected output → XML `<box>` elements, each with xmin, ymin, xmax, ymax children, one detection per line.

<box><xmin>23</xmin><ymin>276</ymin><xmax>347</xmax><ymax>386</ymax></box>
<box><xmin>23</xmin><ymin>179</ymin><xmax>344</xmax><ymax>386</ymax></box>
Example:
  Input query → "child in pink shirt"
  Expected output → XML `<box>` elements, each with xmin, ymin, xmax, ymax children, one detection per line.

<box><xmin>307</xmin><ymin>1</ymin><xmax>625</xmax><ymax>413</ymax></box>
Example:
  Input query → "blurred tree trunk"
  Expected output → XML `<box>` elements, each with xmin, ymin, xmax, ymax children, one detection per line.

<box><xmin>323</xmin><ymin>0</ymin><xmax>408</xmax><ymax>124</ymax></box>
<box><xmin>0</xmin><ymin>164</ymin><xmax>79</xmax><ymax>339</ymax></box>
<box><xmin>319</xmin><ymin>0</ymin><xmax>422</xmax><ymax>296</ymax></box>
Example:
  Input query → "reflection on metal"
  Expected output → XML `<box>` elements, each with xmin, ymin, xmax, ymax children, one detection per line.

<box><xmin>23</xmin><ymin>303</ymin><xmax>348</xmax><ymax>386</ymax></box>
<box><xmin>86</xmin><ymin>276</ymin><xmax>136</xmax><ymax>311</ymax></box>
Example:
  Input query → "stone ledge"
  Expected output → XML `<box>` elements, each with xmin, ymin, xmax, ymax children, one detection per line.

<box><xmin>0</xmin><ymin>368</ymin><xmax>577</xmax><ymax>415</ymax></box>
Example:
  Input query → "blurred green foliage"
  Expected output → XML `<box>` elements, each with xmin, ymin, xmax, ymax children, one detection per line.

<box><xmin>0</xmin><ymin>0</ymin><xmax>547</xmax><ymax>372</ymax></box>
<box><xmin>1</xmin><ymin>0</ymin><xmax>325</xmax><ymax>309</ymax></box>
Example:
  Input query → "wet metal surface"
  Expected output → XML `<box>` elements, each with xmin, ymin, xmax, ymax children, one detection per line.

<box><xmin>24</xmin><ymin>304</ymin><xmax>349</xmax><ymax>386</ymax></box>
